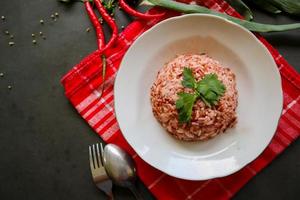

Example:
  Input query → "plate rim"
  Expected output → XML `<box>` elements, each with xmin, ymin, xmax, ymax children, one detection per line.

<box><xmin>114</xmin><ymin>13</ymin><xmax>283</xmax><ymax>180</ymax></box>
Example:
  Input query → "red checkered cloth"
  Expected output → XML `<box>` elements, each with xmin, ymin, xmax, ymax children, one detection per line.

<box><xmin>61</xmin><ymin>0</ymin><xmax>300</xmax><ymax>199</ymax></box>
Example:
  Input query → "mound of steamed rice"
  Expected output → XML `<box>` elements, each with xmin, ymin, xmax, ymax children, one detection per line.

<box><xmin>150</xmin><ymin>54</ymin><xmax>238</xmax><ymax>141</ymax></box>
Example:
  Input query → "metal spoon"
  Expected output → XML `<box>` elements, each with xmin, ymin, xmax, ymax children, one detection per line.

<box><xmin>103</xmin><ymin>144</ymin><xmax>143</xmax><ymax>200</ymax></box>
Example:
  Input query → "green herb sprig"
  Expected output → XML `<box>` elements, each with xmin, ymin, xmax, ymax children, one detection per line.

<box><xmin>104</xmin><ymin>0</ymin><xmax>117</xmax><ymax>15</ymax></box>
<box><xmin>176</xmin><ymin>68</ymin><xmax>226</xmax><ymax>123</ymax></box>
<box><xmin>224</xmin><ymin>0</ymin><xmax>253</xmax><ymax>20</ymax></box>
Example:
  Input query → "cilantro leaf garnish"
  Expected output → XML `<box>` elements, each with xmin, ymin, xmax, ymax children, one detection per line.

<box><xmin>176</xmin><ymin>92</ymin><xmax>197</xmax><ymax>123</ymax></box>
<box><xmin>182</xmin><ymin>68</ymin><xmax>197</xmax><ymax>89</ymax></box>
<box><xmin>196</xmin><ymin>73</ymin><xmax>226</xmax><ymax>107</ymax></box>
<box><xmin>176</xmin><ymin>67</ymin><xmax>226</xmax><ymax>123</ymax></box>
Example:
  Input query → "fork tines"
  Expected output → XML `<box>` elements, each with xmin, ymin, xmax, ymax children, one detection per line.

<box><xmin>89</xmin><ymin>143</ymin><xmax>104</xmax><ymax>169</ymax></box>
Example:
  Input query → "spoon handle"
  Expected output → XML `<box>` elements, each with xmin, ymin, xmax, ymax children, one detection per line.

<box><xmin>128</xmin><ymin>184</ymin><xmax>144</xmax><ymax>200</ymax></box>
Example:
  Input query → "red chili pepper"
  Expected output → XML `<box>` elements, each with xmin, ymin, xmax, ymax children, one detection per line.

<box><xmin>119</xmin><ymin>0</ymin><xmax>165</xmax><ymax>19</ymax></box>
<box><xmin>94</xmin><ymin>0</ymin><xmax>118</xmax><ymax>53</ymax></box>
<box><xmin>84</xmin><ymin>1</ymin><xmax>105</xmax><ymax>50</ymax></box>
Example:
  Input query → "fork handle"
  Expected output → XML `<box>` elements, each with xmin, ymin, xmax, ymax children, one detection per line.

<box><xmin>128</xmin><ymin>183</ymin><xmax>143</xmax><ymax>200</ymax></box>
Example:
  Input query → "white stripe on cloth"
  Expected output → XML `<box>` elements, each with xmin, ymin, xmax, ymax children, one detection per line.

<box><xmin>246</xmin><ymin>166</ymin><xmax>257</xmax><ymax>175</ymax></box>
<box><xmin>276</xmin><ymin>131</ymin><xmax>292</xmax><ymax>146</ymax></box>
<box><xmin>148</xmin><ymin>174</ymin><xmax>166</xmax><ymax>190</ymax></box>
<box><xmin>211</xmin><ymin>3</ymin><xmax>222</xmax><ymax>11</ymax></box>
<box><xmin>106</xmin><ymin>58</ymin><xmax>118</xmax><ymax>73</ymax></box>
<box><xmin>268</xmin><ymin>139</ymin><xmax>284</xmax><ymax>154</ymax></box>
<box><xmin>88</xmin><ymin>100</ymin><xmax>114</xmax><ymax>127</ymax></box>
<box><xmin>175</xmin><ymin>181</ymin><xmax>190</xmax><ymax>198</ymax></box>
<box><xmin>70</xmin><ymin>55</ymin><xmax>100</xmax><ymax>81</ymax></box>
<box><xmin>185</xmin><ymin>180</ymin><xmax>211</xmax><ymax>200</ymax></box>
<box><xmin>282</xmin><ymin>95</ymin><xmax>300</xmax><ymax>114</ymax></box>
<box><xmin>278</xmin><ymin>116</ymin><xmax>299</xmax><ymax>139</ymax></box>
<box><xmin>284</xmin><ymin>111</ymin><xmax>300</xmax><ymax>130</ymax></box>
<box><xmin>278</xmin><ymin>63</ymin><xmax>284</xmax><ymax>70</ymax></box>
<box><xmin>118</xmin><ymin>33</ymin><xmax>132</xmax><ymax>46</ymax></box>
<box><xmin>75</xmin><ymin>74</ymin><xmax>116</xmax><ymax>113</ymax></box>
<box><xmin>219</xmin><ymin>0</ymin><xmax>227</xmax><ymax>9</ymax></box>
<box><xmin>226</xmin><ymin>7</ymin><xmax>235</xmax><ymax>15</ymax></box>
<box><xmin>73</xmin><ymin>65</ymin><xmax>100</xmax><ymax>107</ymax></box>
<box><xmin>95</xmin><ymin>113</ymin><xmax>116</xmax><ymax>133</ymax></box>
<box><xmin>275</xmin><ymin>54</ymin><xmax>283</xmax><ymax>62</ymax></box>
<box><xmin>76</xmin><ymin>88</ymin><xmax>102</xmax><ymax>112</ymax></box>
<box><xmin>82</xmin><ymin>89</ymin><xmax>114</xmax><ymax>118</ymax></box>
<box><xmin>216</xmin><ymin>179</ymin><xmax>233</xmax><ymax>198</ymax></box>
<box><xmin>211</xmin><ymin>0</ymin><xmax>239</xmax><ymax>16</ymax></box>
<box><xmin>284</xmin><ymin>92</ymin><xmax>294</xmax><ymax>103</ymax></box>
<box><xmin>101</xmin><ymin>122</ymin><xmax>120</xmax><ymax>140</ymax></box>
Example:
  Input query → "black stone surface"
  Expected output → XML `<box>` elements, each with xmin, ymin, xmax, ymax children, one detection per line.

<box><xmin>0</xmin><ymin>1</ymin><xmax>299</xmax><ymax>200</ymax></box>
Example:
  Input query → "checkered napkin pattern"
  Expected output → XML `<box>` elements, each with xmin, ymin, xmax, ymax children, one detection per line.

<box><xmin>61</xmin><ymin>0</ymin><xmax>300</xmax><ymax>199</ymax></box>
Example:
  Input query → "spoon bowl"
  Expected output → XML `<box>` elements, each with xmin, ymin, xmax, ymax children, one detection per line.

<box><xmin>103</xmin><ymin>144</ymin><xmax>143</xmax><ymax>199</ymax></box>
<box><xmin>103</xmin><ymin>144</ymin><xmax>136</xmax><ymax>187</ymax></box>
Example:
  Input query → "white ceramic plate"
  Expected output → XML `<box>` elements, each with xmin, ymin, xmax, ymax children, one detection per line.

<box><xmin>114</xmin><ymin>14</ymin><xmax>282</xmax><ymax>180</ymax></box>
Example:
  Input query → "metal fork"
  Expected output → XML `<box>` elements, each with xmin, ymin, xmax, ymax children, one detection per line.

<box><xmin>89</xmin><ymin>143</ymin><xmax>114</xmax><ymax>200</ymax></box>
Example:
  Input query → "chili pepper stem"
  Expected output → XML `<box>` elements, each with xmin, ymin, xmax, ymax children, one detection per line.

<box><xmin>101</xmin><ymin>54</ymin><xmax>107</xmax><ymax>95</ymax></box>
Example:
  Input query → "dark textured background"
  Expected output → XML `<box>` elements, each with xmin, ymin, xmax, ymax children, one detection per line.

<box><xmin>0</xmin><ymin>0</ymin><xmax>299</xmax><ymax>199</ymax></box>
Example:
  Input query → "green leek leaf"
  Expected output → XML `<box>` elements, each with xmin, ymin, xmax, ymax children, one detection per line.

<box><xmin>225</xmin><ymin>0</ymin><xmax>253</xmax><ymax>20</ymax></box>
<box><xmin>265</xmin><ymin>0</ymin><xmax>300</xmax><ymax>16</ymax></box>
<box><xmin>146</xmin><ymin>0</ymin><xmax>300</xmax><ymax>32</ymax></box>
<box><xmin>253</xmin><ymin>0</ymin><xmax>282</xmax><ymax>14</ymax></box>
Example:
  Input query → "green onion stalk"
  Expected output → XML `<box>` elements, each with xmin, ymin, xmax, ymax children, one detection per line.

<box><xmin>144</xmin><ymin>0</ymin><xmax>300</xmax><ymax>32</ymax></box>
